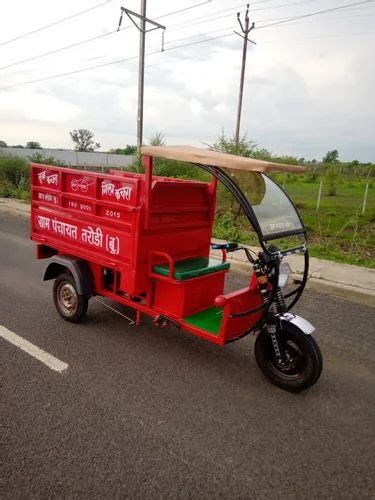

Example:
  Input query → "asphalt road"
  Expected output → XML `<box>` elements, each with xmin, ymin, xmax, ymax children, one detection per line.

<box><xmin>1</xmin><ymin>212</ymin><xmax>374</xmax><ymax>498</ymax></box>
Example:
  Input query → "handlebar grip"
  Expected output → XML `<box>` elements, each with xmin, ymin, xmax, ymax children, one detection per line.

<box><xmin>211</xmin><ymin>242</ymin><xmax>238</xmax><ymax>251</ymax></box>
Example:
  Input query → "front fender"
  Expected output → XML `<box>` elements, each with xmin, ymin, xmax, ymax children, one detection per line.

<box><xmin>279</xmin><ymin>313</ymin><xmax>315</xmax><ymax>335</ymax></box>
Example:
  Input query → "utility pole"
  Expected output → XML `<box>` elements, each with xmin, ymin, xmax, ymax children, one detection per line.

<box><xmin>234</xmin><ymin>4</ymin><xmax>255</xmax><ymax>148</ymax></box>
<box><xmin>118</xmin><ymin>4</ymin><xmax>165</xmax><ymax>154</ymax></box>
<box><xmin>138</xmin><ymin>0</ymin><xmax>147</xmax><ymax>155</ymax></box>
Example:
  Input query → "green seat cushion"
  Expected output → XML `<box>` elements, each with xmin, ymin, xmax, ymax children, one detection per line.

<box><xmin>153</xmin><ymin>257</ymin><xmax>230</xmax><ymax>280</ymax></box>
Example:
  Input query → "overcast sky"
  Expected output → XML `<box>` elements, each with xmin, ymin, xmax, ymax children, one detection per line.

<box><xmin>0</xmin><ymin>0</ymin><xmax>374</xmax><ymax>161</ymax></box>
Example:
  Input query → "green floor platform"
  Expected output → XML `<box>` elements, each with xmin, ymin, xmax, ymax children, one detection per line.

<box><xmin>184</xmin><ymin>306</ymin><xmax>224</xmax><ymax>336</ymax></box>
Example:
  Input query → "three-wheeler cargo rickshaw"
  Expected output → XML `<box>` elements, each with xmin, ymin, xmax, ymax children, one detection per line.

<box><xmin>30</xmin><ymin>145</ymin><xmax>322</xmax><ymax>391</ymax></box>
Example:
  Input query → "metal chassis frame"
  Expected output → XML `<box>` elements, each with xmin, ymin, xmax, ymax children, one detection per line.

<box><xmin>34</xmin><ymin>155</ymin><xmax>310</xmax><ymax>345</ymax></box>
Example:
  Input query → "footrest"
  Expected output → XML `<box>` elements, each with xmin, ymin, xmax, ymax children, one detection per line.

<box><xmin>184</xmin><ymin>306</ymin><xmax>223</xmax><ymax>335</ymax></box>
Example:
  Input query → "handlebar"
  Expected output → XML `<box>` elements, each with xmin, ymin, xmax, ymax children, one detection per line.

<box><xmin>210</xmin><ymin>242</ymin><xmax>238</xmax><ymax>252</ymax></box>
<box><xmin>278</xmin><ymin>244</ymin><xmax>306</xmax><ymax>257</ymax></box>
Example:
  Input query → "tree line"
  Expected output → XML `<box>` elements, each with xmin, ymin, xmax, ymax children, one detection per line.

<box><xmin>1</xmin><ymin>129</ymin><xmax>374</xmax><ymax>175</ymax></box>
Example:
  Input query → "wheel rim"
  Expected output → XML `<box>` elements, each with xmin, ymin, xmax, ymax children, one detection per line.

<box><xmin>266</xmin><ymin>336</ymin><xmax>306</xmax><ymax>380</ymax></box>
<box><xmin>57</xmin><ymin>282</ymin><xmax>78</xmax><ymax>317</ymax></box>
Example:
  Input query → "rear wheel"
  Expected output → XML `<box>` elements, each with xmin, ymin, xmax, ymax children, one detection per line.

<box><xmin>53</xmin><ymin>272</ymin><xmax>88</xmax><ymax>323</ymax></box>
<box><xmin>254</xmin><ymin>323</ymin><xmax>322</xmax><ymax>392</ymax></box>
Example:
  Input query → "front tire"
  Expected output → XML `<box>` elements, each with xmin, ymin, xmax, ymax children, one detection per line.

<box><xmin>254</xmin><ymin>323</ymin><xmax>322</xmax><ymax>392</ymax></box>
<box><xmin>53</xmin><ymin>272</ymin><xmax>88</xmax><ymax>323</ymax></box>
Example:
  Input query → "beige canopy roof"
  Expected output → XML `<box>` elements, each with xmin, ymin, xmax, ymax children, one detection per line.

<box><xmin>141</xmin><ymin>145</ymin><xmax>305</xmax><ymax>173</ymax></box>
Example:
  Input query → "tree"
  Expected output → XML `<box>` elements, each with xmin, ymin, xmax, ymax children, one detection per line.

<box><xmin>26</xmin><ymin>141</ymin><xmax>41</xmax><ymax>149</ymax></box>
<box><xmin>148</xmin><ymin>131</ymin><xmax>166</xmax><ymax>147</ymax></box>
<box><xmin>0</xmin><ymin>140</ymin><xmax>7</xmax><ymax>147</ymax></box>
<box><xmin>211</xmin><ymin>130</ymin><xmax>257</xmax><ymax>157</ymax></box>
<box><xmin>322</xmin><ymin>151</ymin><xmax>340</xmax><ymax>195</ymax></box>
<box><xmin>69</xmin><ymin>129</ymin><xmax>100</xmax><ymax>152</ymax></box>
<box><xmin>251</xmin><ymin>148</ymin><xmax>273</xmax><ymax>161</ymax></box>
<box><xmin>272</xmin><ymin>155</ymin><xmax>299</xmax><ymax>165</ymax></box>
<box><xmin>326</xmin><ymin>164</ymin><xmax>339</xmax><ymax>196</ymax></box>
<box><xmin>322</xmin><ymin>149</ymin><xmax>339</xmax><ymax>164</ymax></box>
<box><xmin>211</xmin><ymin>131</ymin><xmax>264</xmax><ymax>215</ymax></box>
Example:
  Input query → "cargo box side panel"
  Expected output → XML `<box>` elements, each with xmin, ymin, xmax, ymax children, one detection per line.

<box><xmin>32</xmin><ymin>208</ymin><xmax>133</xmax><ymax>265</ymax></box>
<box><xmin>30</xmin><ymin>164</ymin><xmax>140</xmax><ymax>270</ymax></box>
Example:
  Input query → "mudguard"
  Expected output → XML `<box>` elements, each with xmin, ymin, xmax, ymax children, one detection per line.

<box><xmin>279</xmin><ymin>313</ymin><xmax>315</xmax><ymax>335</ymax></box>
<box><xmin>43</xmin><ymin>255</ymin><xmax>94</xmax><ymax>296</ymax></box>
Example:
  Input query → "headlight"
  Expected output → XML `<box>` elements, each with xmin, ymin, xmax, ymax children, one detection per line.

<box><xmin>278</xmin><ymin>261</ymin><xmax>291</xmax><ymax>288</ymax></box>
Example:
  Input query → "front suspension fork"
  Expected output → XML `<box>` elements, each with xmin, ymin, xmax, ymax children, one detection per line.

<box><xmin>265</xmin><ymin>311</ymin><xmax>282</xmax><ymax>360</ymax></box>
<box><xmin>254</xmin><ymin>260</ymin><xmax>284</xmax><ymax>360</ymax></box>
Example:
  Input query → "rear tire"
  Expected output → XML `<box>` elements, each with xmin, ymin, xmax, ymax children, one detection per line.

<box><xmin>53</xmin><ymin>272</ymin><xmax>88</xmax><ymax>323</ymax></box>
<box><xmin>254</xmin><ymin>323</ymin><xmax>322</xmax><ymax>392</ymax></box>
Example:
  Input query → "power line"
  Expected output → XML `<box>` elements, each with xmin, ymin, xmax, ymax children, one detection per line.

<box><xmin>168</xmin><ymin>0</ymin><xmax>322</xmax><ymax>31</ymax></box>
<box><xmin>0</xmin><ymin>0</ymin><xmax>115</xmax><ymax>48</ymax></box>
<box><xmin>0</xmin><ymin>33</ymin><xmax>234</xmax><ymax>91</ymax></box>
<box><xmin>0</xmin><ymin>1</ymin><xmax>316</xmax><ymax>73</ymax></box>
<box><xmin>1</xmin><ymin>0</ymin><xmax>306</xmax><ymax>73</ymax></box>
<box><xmin>256</xmin><ymin>0</ymin><xmax>374</xmax><ymax>29</ymax></box>
<box><xmin>0</xmin><ymin>0</ymin><xmax>216</xmax><ymax>72</ymax></box>
<box><xmin>244</xmin><ymin>4</ymin><xmax>374</xmax><ymax>32</ymax></box>
<box><xmin>7</xmin><ymin>23</ymin><xmax>371</xmax><ymax>84</ymax></box>
<box><xmin>165</xmin><ymin>31</ymin><xmax>233</xmax><ymax>50</ymax></box>
<box><xmin>2</xmin><ymin>0</ymin><xmax>374</xmax><ymax>90</ymax></box>
<box><xmin>253</xmin><ymin>10</ymin><xmax>375</xmax><ymax>31</ymax></box>
<box><xmin>1</xmin><ymin>23</ymin><xmax>238</xmax><ymax>76</ymax></box>
<box><xmin>169</xmin><ymin>2</ymin><xmax>248</xmax><ymax>28</ymax></box>
<box><xmin>260</xmin><ymin>29</ymin><xmax>374</xmax><ymax>44</ymax></box>
<box><xmin>153</xmin><ymin>0</ymin><xmax>213</xmax><ymax>20</ymax></box>
<box><xmin>0</xmin><ymin>30</ymin><xmax>118</xmax><ymax>72</ymax></box>
<box><xmin>3</xmin><ymin>0</ymin><xmax>372</xmax><ymax>73</ymax></box>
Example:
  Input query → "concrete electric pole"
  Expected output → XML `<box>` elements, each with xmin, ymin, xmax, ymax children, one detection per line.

<box><xmin>118</xmin><ymin>3</ymin><xmax>165</xmax><ymax>153</ymax></box>
<box><xmin>234</xmin><ymin>4</ymin><xmax>255</xmax><ymax>148</ymax></box>
<box><xmin>137</xmin><ymin>0</ymin><xmax>147</xmax><ymax>155</ymax></box>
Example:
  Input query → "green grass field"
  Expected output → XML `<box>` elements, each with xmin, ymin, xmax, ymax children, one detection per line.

<box><xmin>281</xmin><ymin>178</ymin><xmax>374</xmax><ymax>267</ymax></box>
<box><xmin>1</xmin><ymin>153</ymin><xmax>374</xmax><ymax>267</ymax></box>
<box><xmin>214</xmin><ymin>174</ymin><xmax>374</xmax><ymax>268</ymax></box>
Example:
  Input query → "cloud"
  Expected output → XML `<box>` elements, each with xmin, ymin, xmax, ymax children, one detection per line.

<box><xmin>0</xmin><ymin>0</ymin><xmax>374</xmax><ymax>160</ymax></box>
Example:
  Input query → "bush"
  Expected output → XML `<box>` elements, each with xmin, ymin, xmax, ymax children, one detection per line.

<box><xmin>0</xmin><ymin>154</ymin><xmax>30</xmax><ymax>198</ymax></box>
<box><xmin>214</xmin><ymin>211</ymin><xmax>242</xmax><ymax>242</ymax></box>
<box><xmin>0</xmin><ymin>180</ymin><xmax>13</xmax><ymax>197</ymax></box>
<box><xmin>28</xmin><ymin>152</ymin><xmax>65</xmax><ymax>166</ymax></box>
<box><xmin>325</xmin><ymin>164</ymin><xmax>339</xmax><ymax>196</ymax></box>
<box><xmin>306</xmin><ymin>172</ymin><xmax>319</xmax><ymax>183</ymax></box>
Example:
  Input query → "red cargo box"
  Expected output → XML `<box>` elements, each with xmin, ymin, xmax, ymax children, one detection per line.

<box><xmin>30</xmin><ymin>163</ymin><xmax>217</xmax><ymax>297</ymax></box>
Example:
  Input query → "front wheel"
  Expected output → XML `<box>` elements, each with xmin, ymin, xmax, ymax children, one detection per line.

<box><xmin>254</xmin><ymin>324</ymin><xmax>322</xmax><ymax>392</ymax></box>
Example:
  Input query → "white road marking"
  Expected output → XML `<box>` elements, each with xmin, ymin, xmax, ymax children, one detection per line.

<box><xmin>0</xmin><ymin>325</ymin><xmax>68</xmax><ymax>373</ymax></box>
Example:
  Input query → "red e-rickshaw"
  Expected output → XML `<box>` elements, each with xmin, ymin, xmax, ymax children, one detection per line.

<box><xmin>30</xmin><ymin>145</ymin><xmax>322</xmax><ymax>391</ymax></box>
